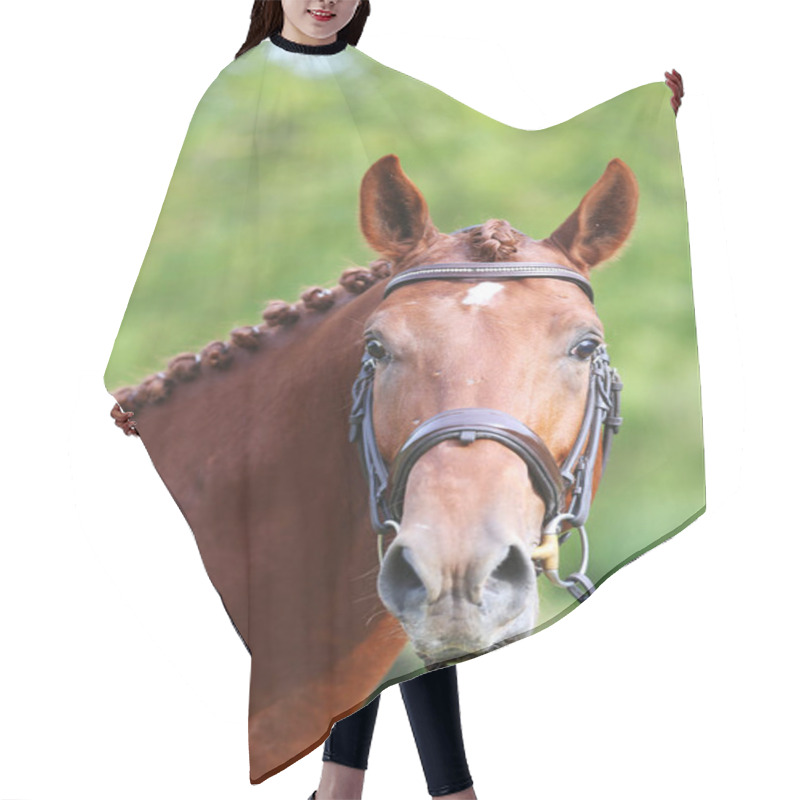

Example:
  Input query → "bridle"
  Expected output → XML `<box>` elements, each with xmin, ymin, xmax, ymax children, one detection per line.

<box><xmin>348</xmin><ymin>261</ymin><xmax>623</xmax><ymax>602</ymax></box>
<box><xmin>349</xmin><ymin>262</ymin><xmax>622</xmax><ymax>602</ymax></box>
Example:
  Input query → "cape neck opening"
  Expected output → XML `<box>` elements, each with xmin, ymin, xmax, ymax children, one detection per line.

<box><xmin>269</xmin><ymin>30</ymin><xmax>348</xmax><ymax>55</ymax></box>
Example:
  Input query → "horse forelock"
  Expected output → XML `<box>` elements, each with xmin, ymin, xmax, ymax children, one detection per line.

<box><xmin>468</xmin><ymin>219</ymin><xmax>523</xmax><ymax>261</ymax></box>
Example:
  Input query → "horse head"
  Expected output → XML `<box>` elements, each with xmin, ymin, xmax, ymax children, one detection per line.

<box><xmin>355</xmin><ymin>154</ymin><xmax>638</xmax><ymax>666</ymax></box>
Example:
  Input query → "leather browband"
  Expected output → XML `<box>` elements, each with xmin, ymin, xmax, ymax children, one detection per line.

<box><xmin>383</xmin><ymin>262</ymin><xmax>594</xmax><ymax>303</ymax></box>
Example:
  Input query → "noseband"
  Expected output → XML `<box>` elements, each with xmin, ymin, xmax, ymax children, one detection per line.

<box><xmin>348</xmin><ymin>262</ymin><xmax>623</xmax><ymax>602</ymax></box>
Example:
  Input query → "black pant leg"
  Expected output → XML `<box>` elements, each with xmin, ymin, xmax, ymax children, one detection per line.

<box><xmin>400</xmin><ymin>665</ymin><xmax>474</xmax><ymax>797</ymax></box>
<box><xmin>322</xmin><ymin>693</ymin><xmax>381</xmax><ymax>770</ymax></box>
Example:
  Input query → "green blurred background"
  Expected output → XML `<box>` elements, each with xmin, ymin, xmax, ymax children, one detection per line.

<box><xmin>105</xmin><ymin>45</ymin><xmax>704</xmax><ymax>666</ymax></box>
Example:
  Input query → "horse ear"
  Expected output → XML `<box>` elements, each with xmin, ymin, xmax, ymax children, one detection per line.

<box><xmin>359</xmin><ymin>154</ymin><xmax>439</xmax><ymax>266</ymax></box>
<box><xmin>544</xmin><ymin>159</ymin><xmax>639</xmax><ymax>273</ymax></box>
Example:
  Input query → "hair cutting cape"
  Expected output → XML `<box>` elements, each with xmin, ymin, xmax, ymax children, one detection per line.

<box><xmin>104</xmin><ymin>33</ymin><xmax>704</xmax><ymax>784</ymax></box>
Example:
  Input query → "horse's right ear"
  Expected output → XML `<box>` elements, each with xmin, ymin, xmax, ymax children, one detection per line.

<box><xmin>544</xmin><ymin>158</ymin><xmax>639</xmax><ymax>274</ymax></box>
<box><xmin>359</xmin><ymin>154</ymin><xmax>439</xmax><ymax>265</ymax></box>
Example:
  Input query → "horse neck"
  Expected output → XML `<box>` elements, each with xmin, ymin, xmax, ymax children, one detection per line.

<box><xmin>253</xmin><ymin>284</ymin><xmax>383</xmax><ymax>520</ymax></box>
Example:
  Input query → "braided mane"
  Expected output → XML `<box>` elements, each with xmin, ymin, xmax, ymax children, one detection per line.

<box><xmin>109</xmin><ymin>220</ymin><xmax>522</xmax><ymax>434</ymax></box>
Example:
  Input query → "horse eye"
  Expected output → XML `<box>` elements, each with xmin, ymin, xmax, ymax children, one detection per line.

<box><xmin>570</xmin><ymin>338</ymin><xmax>601</xmax><ymax>360</ymax></box>
<box><xmin>366</xmin><ymin>339</ymin><xmax>388</xmax><ymax>360</ymax></box>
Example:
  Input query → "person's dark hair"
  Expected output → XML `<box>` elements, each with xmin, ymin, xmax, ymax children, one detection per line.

<box><xmin>236</xmin><ymin>1</ymin><xmax>371</xmax><ymax>59</ymax></box>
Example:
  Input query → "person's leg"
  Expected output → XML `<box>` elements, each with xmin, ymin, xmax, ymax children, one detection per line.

<box><xmin>400</xmin><ymin>665</ymin><xmax>476</xmax><ymax>798</ymax></box>
<box><xmin>315</xmin><ymin>694</ymin><xmax>381</xmax><ymax>800</ymax></box>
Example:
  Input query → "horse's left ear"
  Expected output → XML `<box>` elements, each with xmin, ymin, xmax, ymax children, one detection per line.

<box><xmin>544</xmin><ymin>159</ymin><xmax>639</xmax><ymax>273</ymax></box>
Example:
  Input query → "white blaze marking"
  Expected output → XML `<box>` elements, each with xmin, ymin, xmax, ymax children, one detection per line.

<box><xmin>462</xmin><ymin>282</ymin><xmax>504</xmax><ymax>306</ymax></box>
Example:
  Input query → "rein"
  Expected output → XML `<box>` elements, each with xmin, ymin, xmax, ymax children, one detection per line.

<box><xmin>348</xmin><ymin>262</ymin><xmax>622</xmax><ymax>602</ymax></box>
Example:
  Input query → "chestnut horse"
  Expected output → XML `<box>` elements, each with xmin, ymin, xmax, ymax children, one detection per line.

<box><xmin>108</xmin><ymin>154</ymin><xmax>637</xmax><ymax>781</ymax></box>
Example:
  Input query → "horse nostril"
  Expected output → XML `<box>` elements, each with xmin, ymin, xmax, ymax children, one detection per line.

<box><xmin>378</xmin><ymin>545</ymin><xmax>427</xmax><ymax>617</ymax></box>
<box><xmin>491</xmin><ymin>544</ymin><xmax>533</xmax><ymax>589</ymax></box>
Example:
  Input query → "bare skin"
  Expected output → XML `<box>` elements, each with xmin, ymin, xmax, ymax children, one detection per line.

<box><xmin>315</xmin><ymin>762</ymin><xmax>365</xmax><ymax>800</ymax></box>
<box><xmin>315</xmin><ymin>760</ymin><xmax>478</xmax><ymax>799</ymax></box>
<box><xmin>280</xmin><ymin>0</ymin><xmax>361</xmax><ymax>46</ymax></box>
